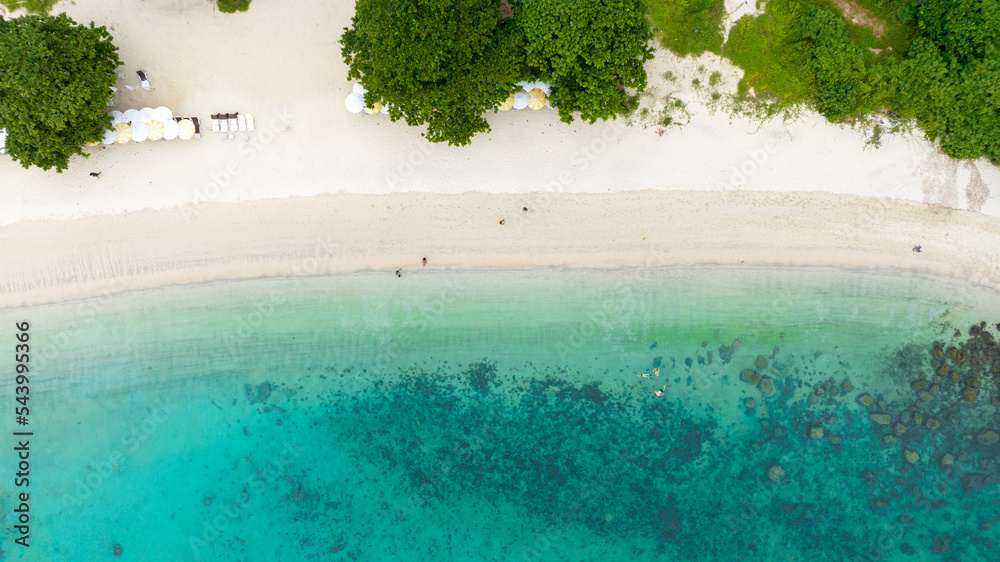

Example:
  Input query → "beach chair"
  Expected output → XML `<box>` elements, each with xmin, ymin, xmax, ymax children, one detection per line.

<box><xmin>125</xmin><ymin>85</ymin><xmax>135</xmax><ymax>92</ymax></box>
<box><xmin>137</xmin><ymin>70</ymin><xmax>150</xmax><ymax>91</ymax></box>
<box><xmin>191</xmin><ymin>117</ymin><xmax>201</xmax><ymax>135</ymax></box>
<box><xmin>117</xmin><ymin>71</ymin><xmax>125</xmax><ymax>79</ymax></box>
<box><xmin>211</xmin><ymin>114</ymin><xmax>221</xmax><ymax>133</ymax></box>
<box><xmin>237</xmin><ymin>115</ymin><xmax>247</xmax><ymax>132</ymax></box>
<box><xmin>228</xmin><ymin>114</ymin><xmax>238</xmax><ymax>132</ymax></box>
<box><xmin>245</xmin><ymin>114</ymin><xmax>255</xmax><ymax>132</ymax></box>
<box><xmin>220</xmin><ymin>114</ymin><xmax>229</xmax><ymax>133</ymax></box>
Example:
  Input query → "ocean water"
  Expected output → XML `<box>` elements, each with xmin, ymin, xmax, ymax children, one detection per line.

<box><xmin>3</xmin><ymin>267</ymin><xmax>1000</xmax><ymax>561</ymax></box>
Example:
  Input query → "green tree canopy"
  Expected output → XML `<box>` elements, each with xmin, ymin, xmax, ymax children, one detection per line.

<box><xmin>340</xmin><ymin>0</ymin><xmax>523</xmax><ymax>146</ymax></box>
<box><xmin>517</xmin><ymin>0</ymin><xmax>654</xmax><ymax>124</ymax></box>
<box><xmin>896</xmin><ymin>0</ymin><xmax>1000</xmax><ymax>161</ymax></box>
<box><xmin>791</xmin><ymin>5</ymin><xmax>886</xmax><ymax>121</ymax></box>
<box><xmin>0</xmin><ymin>13</ymin><xmax>121</xmax><ymax>172</ymax></box>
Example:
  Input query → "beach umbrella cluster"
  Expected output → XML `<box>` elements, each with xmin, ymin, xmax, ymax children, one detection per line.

<box><xmin>346</xmin><ymin>82</ymin><xmax>393</xmax><ymax>116</ymax></box>
<box><xmin>497</xmin><ymin>81</ymin><xmax>551</xmax><ymax>112</ymax></box>
<box><xmin>343</xmin><ymin>80</ymin><xmax>554</xmax><ymax>115</ymax></box>
<box><xmin>100</xmin><ymin>106</ymin><xmax>194</xmax><ymax>145</ymax></box>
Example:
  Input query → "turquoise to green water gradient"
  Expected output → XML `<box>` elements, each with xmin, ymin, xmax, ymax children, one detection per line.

<box><xmin>3</xmin><ymin>267</ymin><xmax>1000</xmax><ymax>560</ymax></box>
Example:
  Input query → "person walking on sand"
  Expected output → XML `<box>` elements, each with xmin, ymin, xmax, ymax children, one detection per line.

<box><xmin>395</xmin><ymin>269</ymin><xmax>402</xmax><ymax>278</ymax></box>
<box><xmin>422</xmin><ymin>257</ymin><xmax>427</xmax><ymax>267</ymax></box>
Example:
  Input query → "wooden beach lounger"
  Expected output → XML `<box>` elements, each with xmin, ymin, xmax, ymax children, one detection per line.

<box><xmin>220</xmin><ymin>114</ymin><xmax>229</xmax><ymax>133</ymax></box>
<box><xmin>228</xmin><ymin>114</ymin><xmax>239</xmax><ymax>132</ymax></box>
<box><xmin>211</xmin><ymin>114</ymin><xmax>221</xmax><ymax>133</ymax></box>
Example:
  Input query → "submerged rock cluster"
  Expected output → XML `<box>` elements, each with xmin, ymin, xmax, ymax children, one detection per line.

<box><xmin>244</xmin><ymin>381</ymin><xmax>272</xmax><ymax>403</ymax></box>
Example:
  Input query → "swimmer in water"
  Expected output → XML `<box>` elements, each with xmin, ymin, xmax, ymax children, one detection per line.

<box><xmin>654</xmin><ymin>385</ymin><xmax>666</xmax><ymax>396</ymax></box>
<box><xmin>638</xmin><ymin>373</ymin><xmax>650</xmax><ymax>378</ymax></box>
<box><xmin>653</xmin><ymin>368</ymin><xmax>660</xmax><ymax>377</ymax></box>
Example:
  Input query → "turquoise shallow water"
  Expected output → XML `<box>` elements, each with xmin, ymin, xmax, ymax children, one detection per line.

<box><xmin>3</xmin><ymin>267</ymin><xmax>1000</xmax><ymax>561</ymax></box>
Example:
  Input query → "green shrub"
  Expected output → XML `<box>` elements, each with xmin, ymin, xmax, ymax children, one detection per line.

<box><xmin>791</xmin><ymin>5</ymin><xmax>886</xmax><ymax>120</ymax></box>
<box><xmin>892</xmin><ymin>0</ymin><xmax>1000</xmax><ymax>162</ymax></box>
<box><xmin>648</xmin><ymin>0</ymin><xmax>725</xmax><ymax>56</ymax></box>
<box><xmin>0</xmin><ymin>0</ymin><xmax>56</xmax><ymax>14</ymax></box>
<box><xmin>217</xmin><ymin>0</ymin><xmax>252</xmax><ymax>13</ymax></box>
<box><xmin>724</xmin><ymin>0</ymin><xmax>813</xmax><ymax>101</ymax></box>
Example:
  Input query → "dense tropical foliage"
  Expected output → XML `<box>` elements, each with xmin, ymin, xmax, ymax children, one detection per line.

<box><xmin>517</xmin><ymin>0</ymin><xmax>653</xmax><ymax>124</ymax></box>
<box><xmin>341</xmin><ymin>0</ymin><xmax>654</xmax><ymax>145</ymax></box>
<box><xmin>0</xmin><ymin>14</ymin><xmax>122</xmax><ymax>172</ymax></box>
<box><xmin>648</xmin><ymin>0</ymin><xmax>725</xmax><ymax>56</ymax></box>
<box><xmin>723</xmin><ymin>0</ymin><xmax>1000</xmax><ymax>162</ymax></box>
<box><xmin>341</xmin><ymin>0</ymin><xmax>522</xmax><ymax>146</ymax></box>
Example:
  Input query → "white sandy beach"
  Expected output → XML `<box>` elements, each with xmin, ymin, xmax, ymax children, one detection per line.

<box><xmin>0</xmin><ymin>0</ymin><xmax>998</xmax><ymax>306</ymax></box>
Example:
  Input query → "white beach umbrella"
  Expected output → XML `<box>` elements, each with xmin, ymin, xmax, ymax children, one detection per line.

<box><xmin>526</xmin><ymin>81</ymin><xmax>552</xmax><ymax>95</ymax></box>
<box><xmin>353</xmin><ymin>82</ymin><xmax>367</xmax><ymax>95</ymax></box>
<box><xmin>1</xmin><ymin>129</ymin><xmax>8</xmax><ymax>152</ymax></box>
<box><xmin>102</xmin><ymin>128</ymin><xmax>117</xmax><ymax>145</ymax></box>
<box><xmin>110</xmin><ymin>110</ymin><xmax>125</xmax><ymax>125</ymax></box>
<box><xmin>122</xmin><ymin>108</ymin><xmax>138</xmax><ymax>123</ymax></box>
<box><xmin>364</xmin><ymin>101</ymin><xmax>384</xmax><ymax>115</ymax></box>
<box><xmin>497</xmin><ymin>94</ymin><xmax>515</xmax><ymax>112</ymax></box>
<box><xmin>512</xmin><ymin>91</ymin><xmax>529</xmax><ymax>110</ymax></box>
<box><xmin>131</xmin><ymin>121</ymin><xmax>149</xmax><ymax>142</ymax></box>
<box><xmin>345</xmin><ymin>92</ymin><xmax>365</xmax><ymax>114</ymax></box>
<box><xmin>136</xmin><ymin>107</ymin><xmax>155</xmax><ymax>124</ymax></box>
<box><xmin>177</xmin><ymin>119</ymin><xmax>196</xmax><ymax>140</ymax></box>
<box><xmin>162</xmin><ymin>119</ymin><xmax>179</xmax><ymax>140</ymax></box>
<box><xmin>527</xmin><ymin>88</ymin><xmax>547</xmax><ymax>110</ymax></box>
<box><xmin>516</xmin><ymin>81</ymin><xmax>531</xmax><ymax>90</ymax></box>
<box><xmin>113</xmin><ymin>122</ymin><xmax>132</xmax><ymax>144</ymax></box>
<box><xmin>145</xmin><ymin>119</ymin><xmax>165</xmax><ymax>141</ymax></box>
<box><xmin>152</xmin><ymin>106</ymin><xmax>173</xmax><ymax>122</ymax></box>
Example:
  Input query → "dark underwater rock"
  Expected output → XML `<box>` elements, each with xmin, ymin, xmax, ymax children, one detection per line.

<box><xmin>244</xmin><ymin>381</ymin><xmax>272</xmax><ymax>403</ymax></box>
